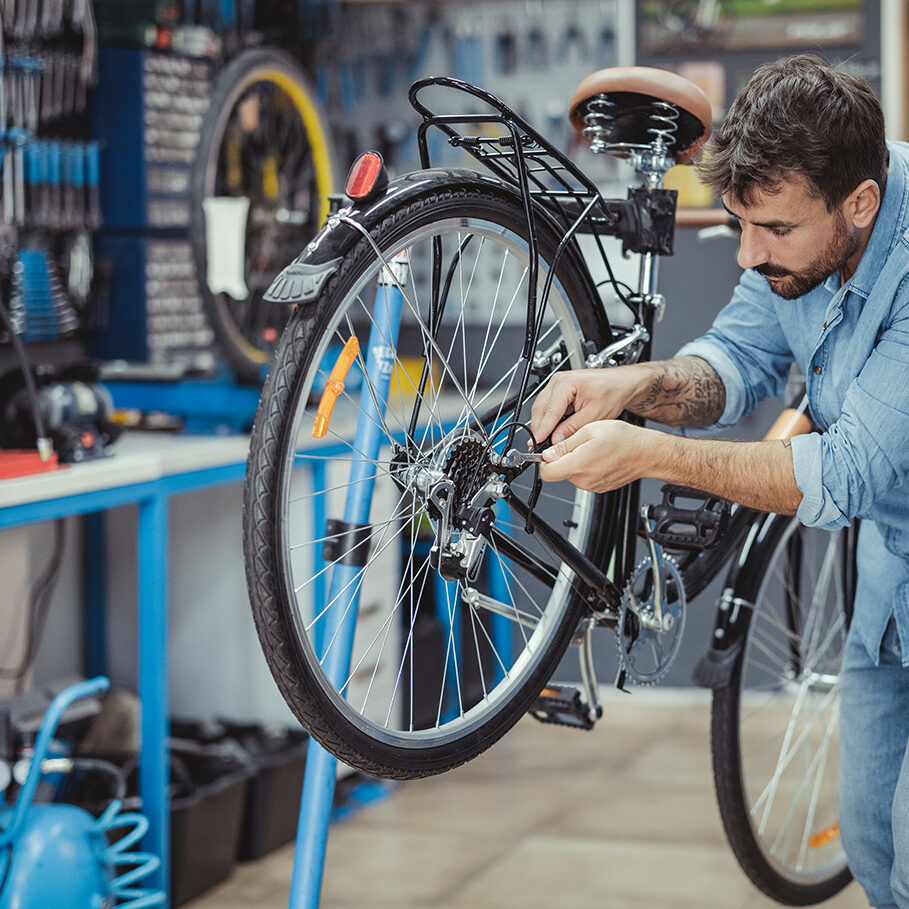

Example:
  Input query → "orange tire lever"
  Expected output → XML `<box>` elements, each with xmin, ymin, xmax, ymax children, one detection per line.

<box><xmin>312</xmin><ymin>336</ymin><xmax>360</xmax><ymax>439</ymax></box>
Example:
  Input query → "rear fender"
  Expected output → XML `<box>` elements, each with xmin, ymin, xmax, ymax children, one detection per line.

<box><xmin>262</xmin><ymin>168</ymin><xmax>596</xmax><ymax>308</ymax></box>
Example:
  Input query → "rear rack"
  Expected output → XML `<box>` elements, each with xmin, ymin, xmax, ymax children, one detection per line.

<box><xmin>408</xmin><ymin>76</ymin><xmax>676</xmax><ymax>256</ymax></box>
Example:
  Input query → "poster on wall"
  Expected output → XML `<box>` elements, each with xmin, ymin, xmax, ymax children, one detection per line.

<box><xmin>638</xmin><ymin>1</ymin><xmax>865</xmax><ymax>55</ymax></box>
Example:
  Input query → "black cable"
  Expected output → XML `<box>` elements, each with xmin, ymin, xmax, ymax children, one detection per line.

<box><xmin>469</xmin><ymin>418</ymin><xmax>539</xmax><ymax>489</ymax></box>
<box><xmin>590</xmin><ymin>230</ymin><xmax>634</xmax><ymax>309</ymax></box>
<box><xmin>0</xmin><ymin>845</ymin><xmax>13</xmax><ymax>899</ymax></box>
<box><xmin>0</xmin><ymin>520</ymin><xmax>66</xmax><ymax>687</ymax></box>
<box><xmin>463</xmin><ymin>419</ymin><xmax>543</xmax><ymax>533</ymax></box>
<box><xmin>0</xmin><ymin>297</ymin><xmax>50</xmax><ymax>457</ymax></box>
<box><xmin>596</xmin><ymin>277</ymin><xmax>635</xmax><ymax>300</ymax></box>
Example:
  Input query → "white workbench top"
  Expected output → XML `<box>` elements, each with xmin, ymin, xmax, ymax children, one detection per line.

<box><xmin>0</xmin><ymin>432</ymin><xmax>252</xmax><ymax>509</ymax></box>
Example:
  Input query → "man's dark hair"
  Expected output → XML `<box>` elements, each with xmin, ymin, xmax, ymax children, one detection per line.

<box><xmin>697</xmin><ymin>54</ymin><xmax>887</xmax><ymax>210</ymax></box>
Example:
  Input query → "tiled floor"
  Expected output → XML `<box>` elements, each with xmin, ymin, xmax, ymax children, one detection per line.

<box><xmin>186</xmin><ymin>690</ymin><xmax>868</xmax><ymax>909</ymax></box>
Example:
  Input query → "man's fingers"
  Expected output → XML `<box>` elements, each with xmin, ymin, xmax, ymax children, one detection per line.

<box><xmin>541</xmin><ymin>426</ymin><xmax>585</xmax><ymax>461</ymax></box>
<box><xmin>550</xmin><ymin>417</ymin><xmax>581</xmax><ymax>444</ymax></box>
<box><xmin>539</xmin><ymin>446</ymin><xmax>578</xmax><ymax>482</ymax></box>
<box><xmin>531</xmin><ymin>381</ymin><xmax>576</xmax><ymax>444</ymax></box>
<box><xmin>539</xmin><ymin>424</ymin><xmax>599</xmax><ymax>482</ymax></box>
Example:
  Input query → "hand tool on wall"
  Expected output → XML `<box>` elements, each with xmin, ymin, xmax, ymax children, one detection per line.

<box><xmin>85</xmin><ymin>140</ymin><xmax>100</xmax><ymax>230</ymax></box>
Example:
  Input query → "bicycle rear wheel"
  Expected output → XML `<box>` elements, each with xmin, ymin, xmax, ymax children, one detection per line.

<box><xmin>191</xmin><ymin>47</ymin><xmax>335</xmax><ymax>381</ymax></box>
<box><xmin>244</xmin><ymin>180</ymin><xmax>615</xmax><ymax>778</ymax></box>
<box><xmin>712</xmin><ymin>516</ymin><xmax>852</xmax><ymax>904</ymax></box>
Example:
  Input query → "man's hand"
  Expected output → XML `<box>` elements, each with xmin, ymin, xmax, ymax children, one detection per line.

<box><xmin>539</xmin><ymin>420</ymin><xmax>652</xmax><ymax>492</ymax></box>
<box><xmin>530</xmin><ymin>368</ymin><xmax>643</xmax><ymax>446</ymax></box>
<box><xmin>530</xmin><ymin>356</ymin><xmax>727</xmax><ymax>448</ymax></box>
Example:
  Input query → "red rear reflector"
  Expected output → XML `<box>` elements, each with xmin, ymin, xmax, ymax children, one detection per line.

<box><xmin>346</xmin><ymin>152</ymin><xmax>384</xmax><ymax>200</ymax></box>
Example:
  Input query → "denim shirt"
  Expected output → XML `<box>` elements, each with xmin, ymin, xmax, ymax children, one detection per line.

<box><xmin>677</xmin><ymin>140</ymin><xmax>909</xmax><ymax>665</ymax></box>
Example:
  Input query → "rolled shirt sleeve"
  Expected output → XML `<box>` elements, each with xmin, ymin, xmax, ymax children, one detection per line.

<box><xmin>666</xmin><ymin>236</ymin><xmax>909</xmax><ymax>533</ymax></box>
<box><xmin>793</xmin><ymin>310</ymin><xmax>909</xmax><ymax>530</ymax></box>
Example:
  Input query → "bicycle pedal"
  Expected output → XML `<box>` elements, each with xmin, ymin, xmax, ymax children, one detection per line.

<box><xmin>645</xmin><ymin>484</ymin><xmax>730</xmax><ymax>551</ymax></box>
<box><xmin>528</xmin><ymin>684</ymin><xmax>600</xmax><ymax>730</ymax></box>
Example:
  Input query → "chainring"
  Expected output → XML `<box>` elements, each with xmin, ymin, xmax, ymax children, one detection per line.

<box><xmin>617</xmin><ymin>553</ymin><xmax>686</xmax><ymax>685</ymax></box>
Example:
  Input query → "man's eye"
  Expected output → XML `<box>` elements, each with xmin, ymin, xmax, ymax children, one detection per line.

<box><xmin>767</xmin><ymin>226</ymin><xmax>791</xmax><ymax>238</ymax></box>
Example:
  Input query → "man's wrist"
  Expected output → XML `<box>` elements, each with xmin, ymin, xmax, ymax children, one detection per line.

<box><xmin>633</xmin><ymin>424</ymin><xmax>682</xmax><ymax>483</ymax></box>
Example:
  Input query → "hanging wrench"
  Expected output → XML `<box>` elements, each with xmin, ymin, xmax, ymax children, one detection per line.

<box><xmin>23</xmin><ymin>0</ymin><xmax>39</xmax><ymax>40</ymax></box>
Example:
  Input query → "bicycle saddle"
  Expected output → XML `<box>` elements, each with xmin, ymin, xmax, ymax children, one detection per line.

<box><xmin>569</xmin><ymin>66</ymin><xmax>712</xmax><ymax>164</ymax></box>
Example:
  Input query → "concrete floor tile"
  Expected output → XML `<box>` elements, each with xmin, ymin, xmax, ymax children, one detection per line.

<box><xmin>548</xmin><ymin>778</ymin><xmax>726</xmax><ymax>847</ymax></box>
<box><xmin>439</xmin><ymin>835</ymin><xmax>759</xmax><ymax>909</ymax></box>
<box><xmin>184</xmin><ymin>695</ymin><xmax>861</xmax><ymax>909</ymax></box>
<box><xmin>737</xmin><ymin>882</ymin><xmax>866</xmax><ymax>909</ymax></box>
<box><xmin>321</xmin><ymin>826</ymin><xmax>503</xmax><ymax>907</ymax></box>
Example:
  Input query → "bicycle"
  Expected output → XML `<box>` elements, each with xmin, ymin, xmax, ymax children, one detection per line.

<box><xmin>242</xmin><ymin>65</ymin><xmax>854</xmax><ymax>906</ymax></box>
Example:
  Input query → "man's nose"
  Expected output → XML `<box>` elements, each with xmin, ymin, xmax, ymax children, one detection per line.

<box><xmin>736</xmin><ymin>225</ymin><xmax>769</xmax><ymax>270</ymax></box>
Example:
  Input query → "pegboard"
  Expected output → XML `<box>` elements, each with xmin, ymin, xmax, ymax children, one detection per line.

<box><xmin>315</xmin><ymin>0</ymin><xmax>640</xmax><ymax>329</ymax></box>
<box><xmin>312</xmin><ymin>1</ymin><xmax>635</xmax><ymax>181</ymax></box>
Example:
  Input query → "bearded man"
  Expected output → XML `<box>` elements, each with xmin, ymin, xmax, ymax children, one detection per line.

<box><xmin>531</xmin><ymin>54</ymin><xmax>909</xmax><ymax>908</ymax></box>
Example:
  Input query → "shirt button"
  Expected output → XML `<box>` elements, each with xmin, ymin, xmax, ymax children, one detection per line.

<box><xmin>823</xmin><ymin>321</ymin><xmax>827</xmax><ymax>329</ymax></box>
<box><xmin>814</xmin><ymin>365</ymin><xmax>823</xmax><ymax>375</ymax></box>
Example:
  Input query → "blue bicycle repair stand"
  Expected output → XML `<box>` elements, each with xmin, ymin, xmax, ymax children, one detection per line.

<box><xmin>287</xmin><ymin>265</ymin><xmax>404</xmax><ymax>908</ymax></box>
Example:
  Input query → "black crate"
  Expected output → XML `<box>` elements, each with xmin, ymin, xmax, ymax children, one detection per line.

<box><xmin>220</xmin><ymin>722</ymin><xmax>309</xmax><ymax>861</ymax></box>
<box><xmin>168</xmin><ymin>738</ymin><xmax>253</xmax><ymax>907</ymax></box>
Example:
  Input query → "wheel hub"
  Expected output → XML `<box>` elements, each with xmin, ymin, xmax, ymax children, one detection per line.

<box><xmin>392</xmin><ymin>429</ymin><xmax>504</xmax><ymax>583</ymax></box>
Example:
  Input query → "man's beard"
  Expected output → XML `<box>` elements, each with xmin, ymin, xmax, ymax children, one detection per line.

<box><xmin>756</xmin><ymin>213</ymin><xmax>861</xmax><ymax>300</ymax></box>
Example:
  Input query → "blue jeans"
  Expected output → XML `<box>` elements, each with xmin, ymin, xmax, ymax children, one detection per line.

<box><xmin>840</xmin><ymin>618</ymin><xmax>909</xmax><ymax>908</ymax></box>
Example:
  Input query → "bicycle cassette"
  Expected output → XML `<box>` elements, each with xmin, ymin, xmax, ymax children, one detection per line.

<box><xmin>617</xmin><ymin>552</ymin><xmax>686</xmax><ymax>685</ymax></box>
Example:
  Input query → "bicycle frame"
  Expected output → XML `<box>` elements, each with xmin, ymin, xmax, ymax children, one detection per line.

<box><xmin>266</xmin><ymin>73</ymin><xmax>796</xmax><ymax>679</ymax></box>
<box><xmin>402</xmin><ymin>76</ymin><xmax>698</xmax><ymax>620</ymax></box>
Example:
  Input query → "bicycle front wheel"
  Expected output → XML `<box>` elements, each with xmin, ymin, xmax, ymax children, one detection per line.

<box><xmin>244</xmin><ymin>180</ymin><xmax>614</xmax><ymax>778</ymax></box>
<box><xmin>712</xmin><ymin>516</ymin><xmax>852</xmax><ymax>904</ymax></box>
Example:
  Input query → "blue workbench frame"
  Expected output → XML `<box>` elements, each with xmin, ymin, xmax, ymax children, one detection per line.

<box><xmin>0</xmin><ymin>420</ymin><xmax>511</xmax><ymax>907</ymax></box>
<box><xmin>0</xmin><ymin>459</ymin><xmax>248</xmax><ymax>898</ymax></box>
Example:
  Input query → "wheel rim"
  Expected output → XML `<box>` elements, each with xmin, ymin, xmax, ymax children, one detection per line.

<box><xmin>203</xmin><ymin>65</ymin><xmax>332</xmax><ymax>369</ymax></box>
<box><xmin>276</xmin><ymin>214</ymin><xmax>597</xmax><ymax>750</ymax></box>
<box><xmin>738</xmin><ymin>520</ymin><xmax>849</xmax><ymax>885</ymax></box>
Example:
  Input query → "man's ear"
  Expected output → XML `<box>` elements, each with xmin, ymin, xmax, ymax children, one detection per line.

<box><xmin>845</xmin><ymin>179</ymin><xmax>881</xmax><ymax>229</ymax></box>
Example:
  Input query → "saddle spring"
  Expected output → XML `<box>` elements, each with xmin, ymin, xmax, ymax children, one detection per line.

<box><xmin>646</xmin><ymin>101</ymin><xmax>679</xmax><ymax>154</ymax></box>
<box><xmin>582</xmin><ymin>96</ymin><xmax>616</xmax><ymax>153</ymax></box>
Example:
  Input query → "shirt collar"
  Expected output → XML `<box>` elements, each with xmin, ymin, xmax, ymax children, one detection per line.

<box><xmin>848</xmin><ymin>140</ymin><xmax>908</xmax><ymax>298</ymax></box>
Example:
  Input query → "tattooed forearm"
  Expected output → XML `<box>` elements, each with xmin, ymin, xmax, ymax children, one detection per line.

<box><xmin>627</xmin><ymin>356</ymin><xmax>726</xmax><ymax>428</ymax></box>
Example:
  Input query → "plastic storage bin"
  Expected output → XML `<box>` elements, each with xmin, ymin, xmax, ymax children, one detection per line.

<box><xmin>166</xmin><ymin>724</ymin><xmax>254</xmax><ymax>906</ymax></box>
<box><xmin>169</xmin><ymin>755</ymin><xmax>251</xmax><ymax>905</ymax></box>
<box><xmin>221</xmin><ymin>723</ymin><xmax>309</xmax><ymax>861</ymax></box>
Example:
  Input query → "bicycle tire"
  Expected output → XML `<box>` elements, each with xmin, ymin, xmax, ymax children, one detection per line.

<box><xmin>190</xmin><ymin>47</ymin><xmax>335</xmax><ymax>382</ymax></box>
<box><xmin>712</xmin><ymin>515</ymin><xmax>853</xmax><ymax>905</ymax></box>
<box><xmin>244</xmin><ymin>179</ymin><xmax>615</xmax><ymax>779</ymax></box>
